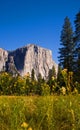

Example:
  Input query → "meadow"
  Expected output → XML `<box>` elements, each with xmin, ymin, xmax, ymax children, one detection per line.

<box><xmin>0</xmin><ymin>95</ymin><xmax>80</xmax><ymax>130</ymax></box>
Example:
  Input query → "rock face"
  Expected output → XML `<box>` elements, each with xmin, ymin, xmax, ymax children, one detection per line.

<box><xmin>0</xmin><ymin>48</ymin><xmax>8</xmax><ymax>71</ymax></box>
<box><xmin>0</xmin><ymin>44</ymin><xmax>58</xmax><ymax>79</ymax></box>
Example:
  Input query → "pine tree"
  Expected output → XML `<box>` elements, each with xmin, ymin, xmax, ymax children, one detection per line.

<box><xmin>31</xmin><ymin>69</ymin><xmax>35</xmax><ymax>81</ymax></box>
<box><xmin>74</xmin><ymin>11</ymin><xmax>80</xmax><ymax>82</ymax></box>
<box><xmin>58</xmin><ymin>17</ymin><xmax>75</xmax><ymax>72</ymax></box>
<box><xmin>57</xmin><ymin>66</ymin><xmax>65</xmax><ymax>88</ymax></box>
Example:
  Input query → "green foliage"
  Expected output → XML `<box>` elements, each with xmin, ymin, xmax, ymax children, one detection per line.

<box><xmin>0</xmin><ymin>71</ymin><xmax>51</xmax><ymax>96</ymax></box>
<box><xmin>48</xmin><ymin>66</ymin><xmax>57</xmax><ymax>94</ymax></box>
<box><xmin>58</xmin><ymin>16</ymin><xmax>75</xmax><ymax>72</ymax></box>
<box><xmin>48</xmin><ymin>66</ymin><xmax>56</xmax><ymax>80</ymax></box>
<box><xmin>41</xmin><ymin>83</ymin><xmax>50</xmax><ymax>96</ymax></box>
<box><xmin>61</xmin><ymin>69</ymin><xmax>74</xmax><ymax>92</ymax></box>
<box><xmin>57</xmin><ymin>68</ymin><xmax>74</xmax><ymax>94</ymax></box>
<box><xmin>58</xmin><ymin>11</ymin><xmax>80</xmax><ymax>86</ymax></box>
<box><xmin>0</xmin><ymin>72</ymin><xmax>13</xmax><ymax>95</ymax></box>
<box><xmin>74</xmin><ymin>82</ymin><xmax>80</xmax><ymax>94</ymax></box>
<box><xmin>31</xmin><ymin>69</ymin><xmax>35</xmax><ymax>81</ymax></box>
<box><xmin>0</xmin><ymin>95</ymin><xmax>80</xmax><ymax>130</ymax></box>
<box><xmin>74</xmin><ymin>11</ymin><xmax>80</xmax><ymax>83</ymax></box>
<box><xmin>57</xmin><ymin>66</ymin><xmax>65</xmax><ymax>90</ymax></box>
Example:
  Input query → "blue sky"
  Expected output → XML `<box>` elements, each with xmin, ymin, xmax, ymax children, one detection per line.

<box><xmin>0</xmin><ymin>0</ymin><xmax>80</xmax><ymax>63</ymax></box>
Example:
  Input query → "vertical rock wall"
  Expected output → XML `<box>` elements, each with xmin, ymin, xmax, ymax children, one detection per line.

<box><xmin>0</xmin><ymin>44</ymin><xmax>58</xmax><ymax>79</ymax></box>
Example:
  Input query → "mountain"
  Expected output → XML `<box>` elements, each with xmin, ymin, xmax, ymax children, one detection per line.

<box><xmin>0</xmin><ymin>44</ymin><xmax>58</xmax><ymax>79</ymax></box>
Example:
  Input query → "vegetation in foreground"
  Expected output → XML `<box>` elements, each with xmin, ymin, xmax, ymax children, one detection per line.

<box><xmin>0</xmin><ymin>95</ymin><xmax>80</xmax><ymax>130</ymax></box>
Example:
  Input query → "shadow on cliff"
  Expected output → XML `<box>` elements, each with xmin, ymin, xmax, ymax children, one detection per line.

<box><xmin>6</xmin><ymin>47</ymin><xmax>27</xmax><ymax>74</ymax></box>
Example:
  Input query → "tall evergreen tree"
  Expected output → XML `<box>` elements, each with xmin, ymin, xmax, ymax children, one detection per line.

<box><xmin>74</xmin><ymin>11</ymin><xmax>80</xmax><ymax>82</ymax></box>
<box><xmin>58</xmin><ymin>17</ymin><xmax>75</xmax><ymax>72</ymax></box>
<box><xmin>57</xmin><ymin>66</ymin><xmax>65</xmax><ymax>88</ymax></box>
<box><xmin>31</xmin><ymin>69</ymin><xmax>35</xmax><ymax>81</ymax></box>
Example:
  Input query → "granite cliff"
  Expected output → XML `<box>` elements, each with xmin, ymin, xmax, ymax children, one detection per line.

<box><xmin>0</xmin><ymin>48</ymin><xmax>8</xmax><ymax>71</ymax></box>
<box><xmin>0</xmin><ymin>44</ymin><xmax>58</xmax><ymax>79</ymax></box>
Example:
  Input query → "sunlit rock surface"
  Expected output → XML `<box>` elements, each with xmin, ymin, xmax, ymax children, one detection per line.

<box><xmin>0</xmin><ymin>44</ymin><xmax>58</xmax><ymax>79</ymax></box>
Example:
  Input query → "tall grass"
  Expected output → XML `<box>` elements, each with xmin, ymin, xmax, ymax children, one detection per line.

<box><xmin>0</xmin><ymin>95</ymin><xmax>80</xmax><ymax>130</ymax></box>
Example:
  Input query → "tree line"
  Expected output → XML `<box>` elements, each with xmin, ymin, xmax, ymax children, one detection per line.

<box><xmin>0</xmin><ymin>67</ymin><xmax>56</xmax><ymax>95</ymax></box>
<box><xmin>58</xmin><ymin>10</ymin><xmax>80</xmax><ymax>93</ymax></box>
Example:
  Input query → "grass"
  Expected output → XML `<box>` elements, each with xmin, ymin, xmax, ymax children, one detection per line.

<box><xmin>0</xmin><ymin>95</ymin><xmax>80</xmax><ymax>130</ymax></box>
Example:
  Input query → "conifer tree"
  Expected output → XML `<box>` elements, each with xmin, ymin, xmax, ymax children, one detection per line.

<box><xmin>31</xmin><ymin>69</ymin><xmax>35</xmax><ymax>81</ymax></box>
<box><xmin>58</xmin><ymin>17</ymin><xmax>75</xmax><ymax>72</ymax></box>
<box><xmin>74</xmin><ymin>11</ymin><xmax>80</xmax><ymax>82</ymax></box>
<box><xmin>57</xmin><ymin>66</ymin><xmax>64</xmax><ymax>88</ymax></box>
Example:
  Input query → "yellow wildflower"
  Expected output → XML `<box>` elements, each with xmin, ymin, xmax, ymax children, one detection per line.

<box><xmin>28</xmin><ymin>127</ymin><xmax>32</xmax><ymax>130</ymax></box>
<box><xmin>70</xmin><ymin>109</ymin><xmax>75</xmax><ymax>122</ymax></box>
<box><xmin>61</xmin><ymin>87</ymin><xmax>66</xmax><ymax>95</ymax></box>
<box><xmin>21</xmin><ymin>122</ymin><xmax>28</xmax><ymax>128</ymax></box>
<box><xmin>70</xmin><ymin>101</ymin><xmax>72</xmax><ymax>107</ymax></box>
